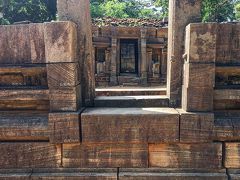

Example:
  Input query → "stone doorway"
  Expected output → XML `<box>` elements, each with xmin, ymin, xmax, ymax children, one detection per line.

<box><xmin>120</xmin><ymin>39</ymin><xmax>138</xmax><ymax>74</ymax></box>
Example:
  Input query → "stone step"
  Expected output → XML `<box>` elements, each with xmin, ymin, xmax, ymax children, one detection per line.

<box><xmin>94</xmin><ymin>95</ymin><xmax>169</xmax><ymax>107</ymax></box>
<box><xmin>81</xmin><ymin>107</ymin><xmax>179</xmax><ymax>143</ymax></box>
<box><xmin>0</xmin><ymin>168</ymin><xmax>228</xmax><ymax>179</ymax></box>
<box><xmin>95</xmin><ymin>87</ymin><xmax>166</xmax><ymax>96</ymax></box>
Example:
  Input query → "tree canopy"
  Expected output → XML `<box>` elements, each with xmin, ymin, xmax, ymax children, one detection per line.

<box><xmin>0</xmin><ymin>0</ymin><xmax>240</xmax><ymax>25</ymax></box>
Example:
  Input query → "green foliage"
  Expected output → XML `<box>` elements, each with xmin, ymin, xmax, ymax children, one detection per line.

<box><xmin>153</xmin><ymin>0</ymin><xmax>168</xmax><ymax>18</ymax></box>
<box><xmin>236</xmin><ymin>2</ymin><xmax>240</xmax><ymax>20</ymax></box>
<box><xmin>0</xmin><ymin>0</ymin><xmax>56</xmax><ymax>25</ymax></box>
<box><xmin>202</xmin><ymin>0</ymin><xmax>235</xmax><ymax>22</ymax></box>
<box><xmin>90</xmin><ymin>0</ymin><xmax>160</xmax><ymax>19</ymax></box>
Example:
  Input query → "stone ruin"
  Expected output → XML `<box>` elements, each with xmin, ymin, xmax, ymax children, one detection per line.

<box><xmin>0</xmin><ymin>0</ymin><xmax>240</xmax><ymax>179</ymax></box>
<box><xmin>92</xmin><ymin>26</ymin><xmax>168</xmax><ymax>86</ymax></box>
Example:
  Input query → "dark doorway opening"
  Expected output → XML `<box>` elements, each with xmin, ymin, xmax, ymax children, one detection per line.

<box><xmin>120</xmin><ymin>39</ymin><xmax>138</xmax><ymax>74</ymax></box>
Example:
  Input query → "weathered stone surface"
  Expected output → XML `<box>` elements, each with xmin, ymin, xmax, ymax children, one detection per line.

<box><xmin>215</xmin><ymin>66</ymin><xmax>240</xmax><ymax>87</ymax></box>
<box><xmin>216</xmin><ymin>24</ymin><xmax>233</xmax><ymax>65</ymax></box>
<box><xmin>183</xmin><ymin>63</ymin><xmax>215</xmax><ymax>88</ymax></box>
<box><xmin>167</xmin><ymin>0</ymin><xmax>201</xmax><ymax>107</ymax></box>
<box><xmin>182</xmin><ymin>86</ymin><xmax>213</xmax><ymax>112</ymax></box>
<box><xmin>119</xmin><ymin>168</ymin><xmax>227</xmax><ymax>180</ymax></box>
<box><xmin>63</xmin><ymin>143</ymin><xmax>148</xmax><ymax>168</ymax></box>
<box><xmin>58</xmin><ymin>0</ymin><xmax>95</xmax><ymax>106</ymax></box>
<box><xmin>149</xmin><ymin>143</ymin><xmax>222</xmax><ymax>169</ymax></box>
<box><xmin>94</xmin><ymin>96</ymin><xmax>169</xmax><ymax>108</ymax></box>
<box><xmin>0</xmin><ymin>89</ymin><xmax>49</xmax><ymax>111</ymax></box>
<box><xmin>0</xmin><ymin>143</ymin><xmax>61</xmax><ymax>168</ymax></box>
<box><xmin>81</xmin><ymin>108</ymin><xmax>179</xmax><ymax>143</ymax></box>
<box><xmin>44</xmin><ymin>21</ymin><xmax>77</xmax><ymax>63</ymax></box>
<box><xmin>47</xmin><ymin>63</ymin><xmax>80</xmax><ymax>87</ymax></box>
<box><xmin>185</xmin><ymin>23</ymin><xmax>217</xmax><ymax>63</ymax></box>
<box><xmin>0</xmin><ymin>66</ymin><xmax>47</xmax><ymax>87</ymax></box>
<box><xmin>0</xmin><ymin>25</ymin><xmax>31</xmax><ymax>64</ymax></box>
<box><xmin>0</xmin><ymin>169</ymin><xmax>117</xmax><ymax>180</ymax></box>
<box><xmin>178</xmin><ymin>110</ymin><xmax>214</xmax><ymax>142</ymax></box>
<box><xmin>231</xmin><ymin>24</ymin><xmax>240</xmax><ymax>62</ymax></box>
<box><xmin>225</xmin><ymin>143</ymin><xmax>240</xmax><ymax>168</ymax></box>
<box><xmin>49</xmin><ymin>85</ymin><xmax>81</xmax><ymax>112</ymax></box>
<box><xmin>0</xmin><ymin>111</ymin><xmax>48</xmax><ymax>141</ymax></box>
<box><xmin>228</xmin><ymin>169</ymin><xmax>240</xmax><ymax>180</ymax></box>
<box><xmin>29</xmin><ymin>23</ymin><xmax>46</xmax><ymax>63</ymax></box>
<box><xmin>214</xmin><ymin>89</ymin><xmax>240</xmax><ymax>110</ymax></box>
<box><xmin>49</xmin><ymin>111</ymin><xmax>82</xmax><ymax>143</ymax></box>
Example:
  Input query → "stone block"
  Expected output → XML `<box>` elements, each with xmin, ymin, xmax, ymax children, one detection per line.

<box><xmin>182</xmin><ymin>86</ymin><xmax>213</xmax><ymax>112</ymax></box>
<box><xmin>179</xmin><ymin>110</ymin><xmax>214</xmax><ymax>142</ymax></box>
<box><xmin>119</xmin><ymin>168</ymin><xmax>227</xmax><ymax>180</ymax></box>
<box><xmin>0</xmin><ymin>143</ymin><xmax>61</xmax><ymax>168</ymax></box>
<box><xmin>0</xmin><ymin>111</ymin><xmax>49</xmax><ymax>141</ymax></box>
<box><xmin>0</xmin><ymin>89</ymin><xmax>49</xmax><ymax>111</ymax></box>
<box><xmin>81</xmin><ymin>108</ymin><xmax>179</xmax><ymax>143</ymax></box>
<box><xmin>49</xmin><ymin>85</ymin><xmax>81</xmax><ymax>112</ymax></box>
<box><xmin>216</xmin><ymin>23</ymin><xmax>232</xmax><ymax>64</ymax></box>
<box><xmin>44</xmin><ymin>21</ymin><xmax>77</xmax><ymax>63</ymax></box>
<box><xmin>232</xmin><ymin>24</ymin><xmax>240</xmax><ymax>62</ymax></box>
<box><xmin>29</xmin><ymin>23</ymin><xmax>46</xmax><ymax>63</ymax></box>
<box><xmin>225</xmin><ymin>143</ymin><xmax>240</xmax><ymax>168</ymax></box>
<box><xmin>185</xmin><ymin>23</ymin><xmax>217</xmax><ymax>63</ymax></box>
<box><xmin>149</xmin><ymin>143</ymin><xmax>222</xmax><ymax>169</ymax></box>
<box><xmin>63</xmin><ymin>143</ymin><xmax>148</xmax><ymax>168</ymax></box>
<box><xmin>47</xmin><ymin>62</ymin><xmax>80</xmax><ymax>87</ymax></box>
<box><xmin>0</xmin><ymin>25</ymin><xmax>31</xmax><ymax>64</ymax></box>
<box><xmin>0</xmin><ymin>66</ymin><xmax>47</xmax><ymax>87</ymax></box>
<box><xmin>183</xmin><ymin>63</ymin><xmax>215</xmax><ymax>88</ymax></box>
<box><xmin>49</xmin><ymin>111</ymin><xmax>82</xmax><ymax>143</ymax></box>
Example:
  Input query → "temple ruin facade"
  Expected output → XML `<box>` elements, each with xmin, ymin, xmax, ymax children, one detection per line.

<box><xmin>0</xmin><ymin>0</ymin><xmax>240</xmax><ymax>179</ymax></box>
<box><xmin>92</xmin><ymin>26</ymin><xmax>168</xmax><ymax>86</ymax></box>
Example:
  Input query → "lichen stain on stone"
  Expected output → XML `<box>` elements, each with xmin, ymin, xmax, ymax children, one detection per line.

<box><xmin>50</xmin><ymin>24</ymin><xmax>69</xmax><ymax>54</ymax></box>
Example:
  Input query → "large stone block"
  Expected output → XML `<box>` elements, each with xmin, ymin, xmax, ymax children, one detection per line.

<box><xmin>0</xmin><ymin>25</ymin><xmax>31</xmax><ymax>64</ymax></box>
<box><xmin>44</xmin><ymin>21</ymin><xmax>77</xmax><ymax>63</ymax></box>
<box><xmin>185</xmin><ymin>23</ymin><xmax>217</xmax><ymax>63</ymax></box>
<box><xmin>63</xmin><ymin>143</ymin><xmax>148</xmax><ymax>168</ymax></box>
<box><xmin>47</xmin><ymin>62</ymin><xmax>80</xmax><ymax>87</ymax></box>
<box><xmin>29</xmin><ymin>23</ymin><xmax>46</xmax><ymax>63</ymax></box>
<box><xmin>232</xmin><ymin>24</ymin><xmax>240</xmax><ymax>62</ymax></box>
<box><xmin>49</xmin><ymin>85</ymin><xmax>81</xmax><ymax>112</ymax></box>
<box><xmin>0</xmin><ymin>111</ymin><xmax>49</xmax><ymax>141</ymax></box>
<box><xmin>182</xmin><ymin>86</ymin><xmax>213</xmax><ymax>112</ymax></box>
<box><xmin>0</xmin><ymin>143</ymin><xmax>61</xmax><ymax>168</ymax></box>
<box><xmin>179</xmin><ymin>110</ymin><xmax>214</xmax><ymax>142</ymax></box>
<box><xmin>183</xmin><ymin>63</ymin><xmax>215</xmax><ymax>88</ymax></box>
<box><xmin>216</xmin><ymin>23</ymin><xmax>232</xmax><ymax>65</ymax></box>
<box><xmin>119</xmin><ymin>168</ymin><xmax>227</xmax><ymax>180</ymax></box>
<box><xmin>49</xmin><ymin>111</ymin><xmax>82</xmax><ymax>143</ymax></box>
<box><xmin>0</xmin><ymin>89</ymin><xmax>49</xmax><ymax>111</ymax></box>
<box><xmin>81</xmin><ymin>108</ymin><xmax>179</xmax><ymax>143</ymax></box>
<box><xmin>149</xmin><ymin>143</ymin><xmax>222</xmax><ymax>169</ymax></box>
<box><xmin>225</xmin><ymin>143</ymin><xmax>240</xmax><ymax>168</ymax></box>
<box><xmin>0</xmin><ymin>66</ymin><xmax>47</xmax><ymax>87</ymax></box>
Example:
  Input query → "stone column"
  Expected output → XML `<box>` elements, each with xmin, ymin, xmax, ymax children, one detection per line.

<box><xmin>110</xmin><ymin>37</ymin><xmax>118</xmax><ymax>86</ymax></box>
<box><xmin>105</xmin><ymin>48</ymin><xmax>111</xmax><ymax>75</ymax></box>
<box><xmin>140</xmin><ymin>28</ymin><xmax>148</xmax><ymax>85</ymax></box>
<box><xmin>161</xmin><ymin>48</ymin><xmax>167</xmax><ymax>80</ymax></box>
<box><xmin>147</xmin><ymin>48</ymin><xmax>153</xmax><ymax>76</ymax></box>
<box><xmin>57</xmin><ymin>0</ymin><xmax>95</xmax><ymax>107</ymax></box>
<box><xmin>167</xmin><ymin>0</ymin><xmax>202</xmax><ymax>107</ymax></box>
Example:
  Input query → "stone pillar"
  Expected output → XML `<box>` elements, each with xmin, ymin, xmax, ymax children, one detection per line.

<box><xmin>147</xmin><ymin>48</ymin><xmax>153</xmax><ymax>76</ymax></box>
<box><xmin>110</xmin><ymin>37</ymin><xmax>118</xmax><ymax>86</ymax></box>
<box><xmin>105</xmin><ymin>48</ymin><xmax>111</xmax><ymax>75</ymax></box>
<box><xmin>140</xmin><ymin>28</ymin><xmax>148</xmax><ymax>85</ymax></box>
<box><xmin>182</xmin><ymin>23</ymin><xmax>217</xmax><ymax>112</ymax></box>
<box><xmin>167</xmin><ymin>0</ymin><xmax>202</xmax><ymax>107</ymax></box>
<box><xmin>161</xmin><ymin>48</ymin><xmax>167</xmax><ymax>80</ymax></box>
<box><xmin>57</xmin><ymin>0</ymin><xmax>95</xmax><ymax>107</ymax></box>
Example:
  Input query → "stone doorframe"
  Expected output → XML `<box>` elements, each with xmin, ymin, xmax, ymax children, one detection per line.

<box><xmin>57</xmin><ymin>0</ymin><xmax>202</xmax><ymax>108</ymax></box>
